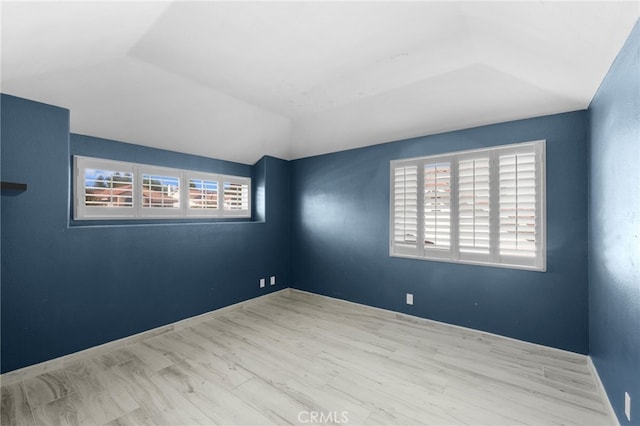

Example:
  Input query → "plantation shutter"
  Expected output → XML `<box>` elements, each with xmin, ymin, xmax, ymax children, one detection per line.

<box><xmin>499</xmin><ymin>151</ymin><xmax>537</xmax><ymax>258</ymax></box>
<box><xmin>75</xmin><ymin>156</ymin><xmax>136</xmax><ymax>219</ymax></box>
<box><xmin>458</xmin><ymin>158</ymin><xmax>490</xmax><ymax>255</ymax></box>
<box><xmin>390</xmin><ymin>140</ymin><xmax>544</xmax><ymax>271</ymax></box>
<box><xmin>141</xmin><ymin>174</ymin><xmax>181</xmax><ymax>209</ymax></box>
<box><xmin>423</xmin><ymin>162</ymin><xmax>451</xmax><ymax>250</ymax></box>
<box><xmin>392</xmin><ymin>165</ymin><xmax>418</xmax><ymax>254</ymax></box>
<box><xmin>188</xmin><ymin>179</ymin><xmax>218</xmax><ymax>210</ymax></box>
<box><xmin>223</xmin><ymin>181</ymin><xmax>250</xmax><ymax>213</ymax></box>
<box><xmin>84</xmin><ymin>169</ymin><xmax>134</xmax><ymax>208</ymax></box>
<box><xmin>75</xmin><ymin>156</ymin><xmax>252</xmax><ymax>220</ymax></box>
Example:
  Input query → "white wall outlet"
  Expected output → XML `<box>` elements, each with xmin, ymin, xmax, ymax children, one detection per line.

<box><xmin>625</xmin><ymin>392</ymin><xmax>631</xmax><ymax>421</ymax></box>
<box><xmin>406</xmin><ymin>293</ymin><xmax>413</xmax><ymax>305</ymax></box>
<box><xmin>259</xmin><ymin>278</ymin><xmax>265</xmax><ymax>288</ymax></box>
<box><xmin>270</xmin><ymin>276</ymin><xmax>276</xmax><ymax>285</ymax></box>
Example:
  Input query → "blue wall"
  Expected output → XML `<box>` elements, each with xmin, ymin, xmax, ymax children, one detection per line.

<box><xmin>291</xmin><ymin>111</ymin><xmax>589</xmax><ymax>353</ymax></box>
<box><xmin>589</xmin><ymin>20</ymin><xmax>640</xmax><ymax>426</ymax></box>
<box><xmin>1</xmin><ymin>94</ymin><xmax>290</xmax><ymax>373</ymax></box>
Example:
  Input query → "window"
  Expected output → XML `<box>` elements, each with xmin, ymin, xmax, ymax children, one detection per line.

<box><xmin>459</xmin><ymin>157</ymin><xmax>490</xmax><ymax>255</ymax></box>
<box><xmin>390</xmin><ymin>140</ymin><xmax>545</xmax><ymax>271</ymax></box>
<box><xmin>423</xmin><ymin>162</ymin><xmax>451</xmax><ymax>250</ymax></box>
<box><xmin>222</xmin><ymin>179</ymin><xmax>250</xmax><ymax>216</ymax></box>
<box><xmin>188</xmin><ymin>177</ymin><xmax>218</xmax><ymax>210</ymax></box>
<box><xmin>74</xmin><ymin>156</ymin><xmax>251</xmax><ymax>220</ymax></box>
<box><xmin>75</xmin><ymin>158</ymin><xmax>136</xmax><ymax>219</ymax></box>
<box><xmin>141</xmin><ymin>169</ymin><xmax>181</xmax><ymax>217</ymax></box>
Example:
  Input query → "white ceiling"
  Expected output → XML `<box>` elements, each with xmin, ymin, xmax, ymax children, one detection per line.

<box><xmin>2</xmin><ymin>1</ymin><xmax>638</xmax><ymax>165</ymax></box>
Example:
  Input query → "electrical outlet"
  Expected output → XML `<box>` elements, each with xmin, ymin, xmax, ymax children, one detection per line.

<box><xmin>259</xmin><ymin>278</ymin><xmax>265</xmax><ymax>288</ymax></box>
<box><xmin>270</xmin><ymin>276</ymin><xmax>276</xmax><ymax>285</ymax></box>
<box><xmin>406</xmin><ymin>293</ymin><xmax>413</xmax><ymax>305</ymax></box>
<box><xmin>625</xmin><ymin>392</ymin><xmax>631</xmax><ymax>422</ymax></box>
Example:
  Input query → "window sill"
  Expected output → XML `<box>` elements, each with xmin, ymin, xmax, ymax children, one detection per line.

<box><xmin>68</xmin><ymin>217</ymin><xmax>260</xmax><ymax>228</ymax></box>
<box><xmin>390</xmin><ymin>252</ymin><xmax>546</xmax><ymax>272</ymax></box>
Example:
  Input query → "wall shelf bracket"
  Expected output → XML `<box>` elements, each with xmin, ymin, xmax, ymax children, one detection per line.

<box><xmin>1</xmin><ymin>181</ymin><xmax>28</xmax><ymax>192</ymax></box>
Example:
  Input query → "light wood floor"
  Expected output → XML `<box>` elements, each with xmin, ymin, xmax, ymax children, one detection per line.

<box><xmin>1</xmin><ymin>290</ymin><xmax>615</xmax><ymax>425</ymax></box>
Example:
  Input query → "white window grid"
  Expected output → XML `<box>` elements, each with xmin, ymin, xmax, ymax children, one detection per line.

<box><xmin>390</xmin><ymin>140</ymin><xmax>546</xmax><ymax>271</ymax></box>
<box><xmin>74</xmin><ymin>156</ymin><xmax>251</xmax><ymax>220</ymax></box>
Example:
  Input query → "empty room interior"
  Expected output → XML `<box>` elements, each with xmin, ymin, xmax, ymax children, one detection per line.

<box><xmin>1</xmin><ymin>1</ymin><xmax>639</xmax><ymax>425</ymax></box>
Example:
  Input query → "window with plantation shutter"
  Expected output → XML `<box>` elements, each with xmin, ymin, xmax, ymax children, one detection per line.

<box><xmin>185</xmin><ymin>171</ymin><xmax>221</xmax><ymax>218</ymax></box>
<box><xmin>141</xmin><ymin>170</ymin><xmax>181</xmax><ymax>216</ymax></box>
<box><xmin>223</xmin><ymin>180</ymin><xmax>250</xmax><ymax>217</ymax></box>
<box><xmin>74</xmin><ymin>156</ymin><xmax>251</xmax><ymax>220</ymax></box>
<box><xmin>458</xmin><ymin>158</ymin><xmax>490</xmax><ymax>256</ymax></box>
<box><xmin>75</xmin><ymin>157</ymin><xmax>136</xmax><ymax>219</ymax></box>
<box><xmin>498</xmin><ymin>150</ymin><xmax>540</xmax><ymax>266</ymax></box>
<box><xmin>393</xmin><ymin>165</ymin><xmax>418</xmax><ymax>255</ymax></box>
<box><xmin>390</xmin><ymin>140</ymin><xmax>545</xmax><ymax>271</ymax></box>
<box><xmin>424</xmin><ymin>162</ymin><xmax>451</xmax><ymax>250</ymax></box>
<box><xmin>189</xmin><ymin>179</ymin><xmax>218</xmax><ymax>210</ymax></box>
<box><xmin>83</xmin><ymin>169</ymin><xmax>133</xmax><ymax>208</ymax></box>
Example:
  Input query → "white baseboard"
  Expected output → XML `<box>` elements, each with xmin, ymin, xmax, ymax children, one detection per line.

<box><xmin>588</xmin><ymin>356</ymin><xmax>620</xmax><ymax>426</ymax></box>
<box><xmin>0</xmin><ymin>289</ymin><xmax>290</xmax><ymax>387</ymax></box>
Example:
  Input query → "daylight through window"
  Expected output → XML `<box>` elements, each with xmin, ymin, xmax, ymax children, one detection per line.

<box><xmin>390</xmin><ymin>140</ymin><xmax>546</xmax><ymax>271</ymax></box>
<box><xmin>74</xmin><ymin>156</ymin><xmax>251</xmax><ymax>220</ymax></box>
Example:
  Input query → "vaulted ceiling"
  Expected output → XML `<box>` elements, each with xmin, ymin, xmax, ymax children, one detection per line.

<box><xmin>2</xmin><ymin>1</ymin><xmax>638</xmax><ymax>164</ymax></box>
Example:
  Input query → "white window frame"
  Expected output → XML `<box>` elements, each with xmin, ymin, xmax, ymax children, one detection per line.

<box><xmin>140</xmin><ymin>165</ymin><xmax>183</xmax><ymax>218</ymax></box>
<box><xmin>74</xmin><ymin>157</ymin><xmax>136</xmax><ymax>220</ymax></box>
<box><xmin>221</xmin><ymin>175</ymin><xmax>252</xmax><ymax>218</ymax></box>
<box><xmin>390</xmin><ymin>140</ymin><xmax>546</xmax><ymax>271</ymax></box>
<box><xmin>186</xmin><ymin>171</ymin><xmax>221</xmax><ymax>218</ymax></box>
<box><xmin>74</xmin><ymin>156</ymin><xmax>251</xmax><ymax>220</ymax></box>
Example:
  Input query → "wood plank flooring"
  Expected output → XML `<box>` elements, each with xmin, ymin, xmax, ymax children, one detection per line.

<box><xmin>1</xmin><ymin>290</ymin><xmax>615</xmax><ymax>425</ymax></box>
